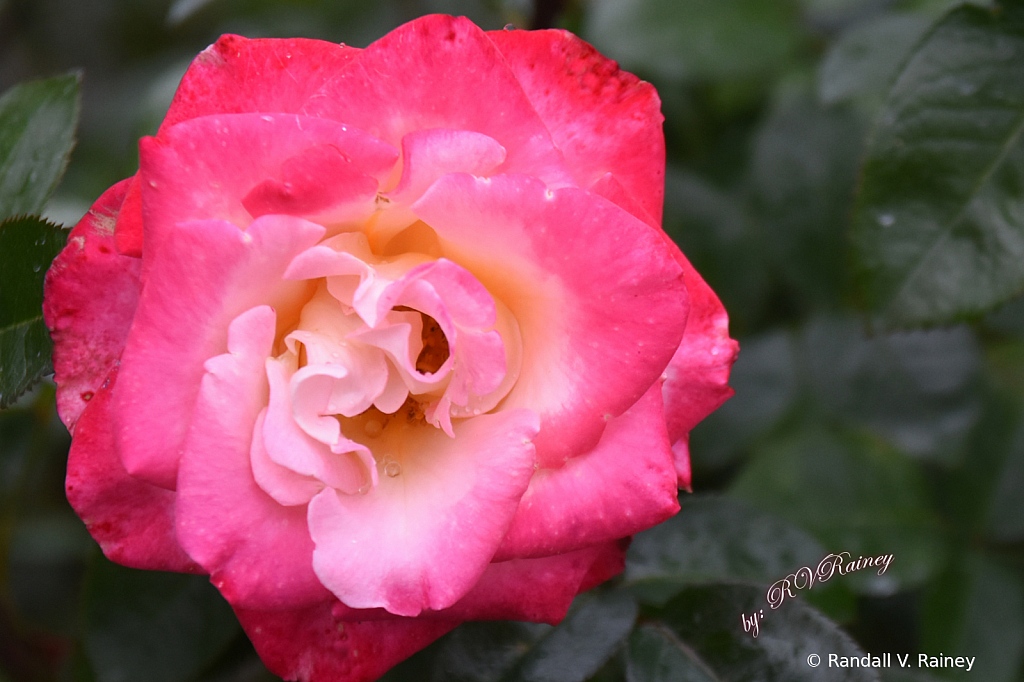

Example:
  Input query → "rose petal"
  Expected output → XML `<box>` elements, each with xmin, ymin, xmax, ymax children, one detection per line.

<box><xmin>113</xmin><ymin>214</ymin><xmax>324</xmax><ymax>490</ymax></box>
<box><xmin>139</xmin><ymin>113</ymin><xmax>396</xmax><ymax>250</ymax></box>
<box><xmin>308</xmin><ymin>409</ymin><xmax>539</xmax><ymax>616</ymax></box>
<box><xmin>495</xmin><ymin>383</ymin><xmax>679</xmax><ymax>560</ymax></box>
<box><xmin>160</xmin><ymin>35</ymin><xmax>362</xmax><ymax>131</ymax></box>
<box><xmin>488</xmin><ymin>27</ymin><xmax>665</xmax><ymax>224</ymax></box>
<box><xmin>64</xmin><ymin>367</ymin><xmax>199</xmax><ymax>573</ymax></box>
<box><xmin>413</xmin><ymin>173</ymin><xmax>688</xmax><ymax>467</ymax></box>
<box><xmin>175</xmin><ymin>306</ymin><xmax>331</xmax><ymax>610</ymax></box>
<box><xmin>301</xmin><ymin>15</ymin><xmax>574</xmax><ymax>189</ymax></box>
<box><xmin>44</xmin><ymin>179</ymin><xmax>142</xmax><ymax>431</ymax></box>
<box><xmin>235</xmin><ymin>604</ymin><xmax>456</xmax><ymax>682</ymax></box>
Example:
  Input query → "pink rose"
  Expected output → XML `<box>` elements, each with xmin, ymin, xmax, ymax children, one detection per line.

<box><xmin>44</xmin><ymin>15</ymin><xmax>737</xmax><ymax>682</ymax></box>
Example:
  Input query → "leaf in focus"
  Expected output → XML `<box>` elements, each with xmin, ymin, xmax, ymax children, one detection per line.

<box><xmin>624</xmin><ymin>496</ymin><xmax>824</xmax><ymax>606</ymax></box>
<box><xmin>0</xmin><ymin>216</ymin><xmax>67</xmax><ymax>408</ymax></box>
<box><xmin>0</xmin><ymin>73</ymin><xmax>80</xmax><ymax>221</ymax></box>
<box><xmin>83</xmin><ymin>556</ymin><xmax>241</xmax><ymax>682</ymax></box>
<box><xmin>730</xmin><ymin>426</ymin><xmax>943</xmax><ymax>593</ymax></box>
<box><xmin>661</xmin><ymin>583</ymin><xmax>880</xmax><ymax>682</ymax></box>
<box><xmin>582</xmin><ymin>0</ymin><xmax>802</xmax><ymax>83</ymax></box>
<box><xmin>852</xmin><ymin>2</ymin><xmax>1024</xmax><ymax>326</ymax></box>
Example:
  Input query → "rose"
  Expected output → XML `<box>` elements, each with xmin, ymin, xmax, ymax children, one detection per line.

<box><xmin>44</xmin><ymin>14</ymin><xmax>737</xmax><ymax>682</ymax></box>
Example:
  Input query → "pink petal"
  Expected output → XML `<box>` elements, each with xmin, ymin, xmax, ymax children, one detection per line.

<box><xmin>661</xmin><ymin>248</ymin><xmax>739</xmax><ymax>484</ymax></box>
<box><xmin>113</xmin><ymin>214</ymin><xmax>324</xmax><ymax>490</ymax></box>
<box><xmin>327</xmin><ymin>539</ymin><xmax>629</xmax><ymax>624</ymax></box>
<box><xmin>250</xmin><ymin>408</ymin><xmax>325</xmax><ymax>506</ymax></box>
<box><xmin>301</xmin><ymin>15</ymin><xmax>574</xmax><ymax>189</ymax></box>
<box><xmin>389</xmin><ymin>128</ymin><xmax>506</xmax><ymax>204</ymax></box>
<box><xmin>138</xmin><ymin>113</ymin><xmax>396</xmax><ymax>252</ymax></box>
<box><xmin>413</xmin><ymin>174</ymin><xmax>688</xmax><ymax>468</ymax></box>
<box><xmin>43</xmin><ymin>179</ymin><xmax>141</xmax><ymax>432</ymax></box>
<box><xmin>160</xmin><ymin>35</ymin><xmax>362</xmax><ymax>131</ymax></box>
<box><xmin>488</xmin><ymin>28</ymin><xmax>665</xmax><ymax>225</ymax></box>
<box><xmin>235</xmin><ymin>603</ymin><xmax>456</xmax><ymax>682</ymax></box>
<box><xmin>495</xmin><ymin>384</ymin><xmax>679</xmax><ymax>561</ymax></box>
<box><xmin>175</xmin><ymin>306</ymin><xmax>331</xmax><ymax>610</ymax></box>
<box><xmin>430</xmin><ymin>542</ymin><xmax>624</xmax><ymax>623</ymax></box>
<box><xmin>307</xmin><ymin>409</ymin><xmax>540</xmax><ymax>616</ymax></box>
<box><xmin>113</xmin><ymin>174</ymin><xmax>144</xmax><ymax>257</ymax></box>
<box><xmin>64</xmin><ymin>366</ymin><xmax>199</xmax><ymax>573</ymax></box>
<box><xmin>265</xmin><ymin>357</ymin><xmax>376</xmax><ymax>494</ymax></box>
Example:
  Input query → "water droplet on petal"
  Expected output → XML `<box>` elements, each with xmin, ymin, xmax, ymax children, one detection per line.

<box><xmin>385</xmin><ymin>460</ymin><xmax>402</xmax><ymax>477</ymax></box>
<box><xmin>504</xmin><ymin>23</ymin><xmax>516</xmax><ymax>30</ymax></box>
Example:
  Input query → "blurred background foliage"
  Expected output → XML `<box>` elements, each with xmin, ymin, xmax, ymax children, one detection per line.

<box><xmin>1</xmin><ymin>0</ymin><xmax>1024</xmax><ymax>680</ymax></box>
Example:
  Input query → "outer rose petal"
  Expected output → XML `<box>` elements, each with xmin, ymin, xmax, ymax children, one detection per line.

<box><xmin>236</xmin><ymin>605</ymin><xmax>456</xmax><ymax>682</ymax></box>
<box><xmin>160</xmin><ymin>35</ymin><xmax>362</xmax><ymax>131</ymax></box>
<box><xmin>494</xmin><ymin>383</ymin><xmax>679</xmax><ymax>561</ymax></box>
<box><xmin>176</xmin><ymin>306</ymin><xmax>331</xmax><ymax>610</ymax></box>
<box><xmin>413</xmin><ymin>174</ymin><xmax>688</xmax><ymax>467</ymax></box>
<box><xmin>64</xmin><ymin>367</ymin><xmax>199</xmax><ymax>573</ymax></box>
<box><xmin>328</xmin><ymin>540</ymin><xmax>627</xmax><ymax>624</ymax></box>
<box><xmin>301</xmin><ymin>15</ymin><xmax>574</xmax><ymax>188</ymax></box>
<box><xmin>43</xmin><ymin>179</ymin><xmax>141</xmax><ymax>431</ymax></box>
<box><xmin>488</xmin><ymin>28</ymin><xmax>665</xmax><ymax>224</ymax></box>
<box><xmin>113</xmin><ymin>215</ymin><xmax>324</xmax><ymax>490</ymax></box>
<box><xmin>308</xmin><ymin>409</ymin><xmax>540</xmax><ymax>616</ymax></box>
<box><xmin>139</xmin><ymin>113</ymin><xmax>396</xmax><ymax>246</ymax></box>
<box><xmin>660</xmin><ymin>245</ymin><xmax>739</xmax><ymax>487</ymax></box>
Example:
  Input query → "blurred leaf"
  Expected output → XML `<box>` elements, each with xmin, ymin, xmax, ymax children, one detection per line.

<box><xmin>662</xmin><ymin>168</ymin><xmax>769</xmax><ymax>337</ymax></box>
<box><xmin>583</xmin><ymin>0</ymin><xmax>802</xmax><ymax>83</ymax></box>
<box><xmin>730</xmin><ymin>426</ymin><xmax>943</xmax><ymax>593</ymax></box>
<box><xmin>799</xmin><ymin>318</ymin><xmax>981</xmax><ymax>462</ymax></box>
<box><xmin>818</xmin><ymin>14</ymin><xmax>932</xmax><ymax>107</ymax></box>
<box><xmin>430</xmin><ymin>591</ymin><xmax>636</xmax><ymax>682</ymax></box>
<box><xmin>661</xmin><ymin>583</ymin><xmax>880</xmax><ymax>682</ymax></box>
<box><xmin>0</xmin><ymin>74</ymin><xmax>80</xmax><ymax>221</ymax></box>
<box><xmin>985</xmin><ymin>419</ymin><xmax>1024</xmax><ymax>542</ymax></box>
<box><xmin>0</xmin><ymin>216</ymin><xmax>67</xmax><ymax>408</ymax></box>
<box><xmin>83</xmin><ymin>558</ymin><xmax>240</xmax><ymax>682</ymax></box>
<box><xmin>748</xmin><ymin>96</ymin><xmax>864</xmax><ymax>310</ymax></box>
<box><xmin>921</xmin><ymin>553</ymin><xmax>1024</xmax><ymax>682</ymax></box>
<box><xmin>852</xmin><ymin>2</ymin><xmax>1024</xmax><ymax>326</ymax></box>
<box><xmin>625</xmin><ymin>625</ymin><xmax>719</xmax><ymax>682</ymax></box>
<box><xmin>624</xmin><ymin>496</ymin><xmax>824</xmax><ymax>606</ymax></box>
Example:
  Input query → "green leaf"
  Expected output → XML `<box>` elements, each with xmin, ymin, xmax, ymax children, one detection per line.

<box><xmin>624</xmin><ymin>496</ymin><xmax>824</xmax><ymax>606</ymax></box>
<box><xmin>430</xmin><ymin>591</ymin><xmax>637</xmax><ymax>682</ymax></box>
<box><xmin>0</xmin><ymin>74</ymin><xmax>80</xmax><ymax>221</ymax></box>
<box><xmin>582</xmin><ymin>0</ymin><xmax>802</xmax><ymax>83</ymax></box>
<box><xmin>748</xmin><ymin>96</ymin><xmax>865</xmax><ymax>310</ymax></box>
<box><xmin>798</xmin><ymin>317</ymin><xmax>981</xmax><ymax>463</ymax></box>
<box><xmin>985</xmin><ymin>420</ymin><xmax>1024</xmax><ymax>541</ymax></box>
<box><xmin>852</xmin><ymin>2</ymin><xmax>1024</xmax><ymax>325</ymax></box>
<box><xmin>817</xmin><ymin>14</ymin><xmax>932</xmax><ymax>107</ymax></box>
<box><xmin>661</xmin><ymin>583</ymin><xmax>880</xmax><ymax>682</ymax></box>
<box><xmin>729</xmin><ymin>426</ymin><xmax>944</xmax><ymax>593</ymax></box>
<box><xmin>508</xmin><ymin>591</ymin><xmax>637</xmax><ymax>682</ymax></box>
<box><xmin>83</xmin><ymin>557</ymin><xmax>241</xmax><ymax>682</ymax></box>
<box><xmin>625</xmin><ymin>625</ymin><xmax>720</xmax><ymax>682</ymax></box>
<box><xmin>921</xmin><ymin>553</ymin><xmax>1024</xmax><ymax>682</ymax></box>
<box><xmin>0</xmin><ymin>216</ymin><xmax>67</xmax><ymax>408</ymax></box>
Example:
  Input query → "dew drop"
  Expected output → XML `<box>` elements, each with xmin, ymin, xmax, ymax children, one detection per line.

<box><xmin>504</xmin><ymin>23</ymin><xmax>516</xmax><ymax>30</ymax></box>
<box><xmin>32</xmin><ymin>264</ymin><xmax>41</xmax><ymax>272</ymax></box>
<box><xmin>364</xmin><ymin>419</ymin><xmax>383</xmax><ymax>437</ymax></box>
<box><xmin>384</xmin><ymin>460</ymin><xmax>402</xmax><ymax>477</ymax></box>
<box><xmin>81</xmin><ymin>391</ymin><xmax>94</xmax><ymax>401</ymax></box>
